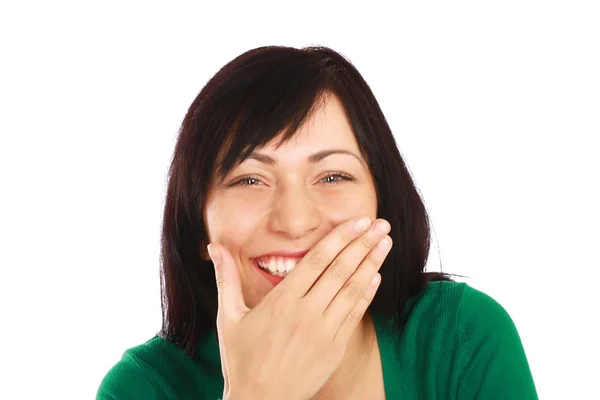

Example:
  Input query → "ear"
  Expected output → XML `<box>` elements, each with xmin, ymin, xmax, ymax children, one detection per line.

<box><xmin>199</xmin><ymin>240</ymin><xmax>210</xmax><ymax>261</ymax></box>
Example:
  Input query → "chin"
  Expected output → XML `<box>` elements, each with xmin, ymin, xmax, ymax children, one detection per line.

<box><xmin>242</xmin><ymin>282</ymin><xmax>271</xmax><ymax>309</ymax></box>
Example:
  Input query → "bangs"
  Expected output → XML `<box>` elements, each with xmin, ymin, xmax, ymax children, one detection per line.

<box><xmin>212</xmin><ymin>48</ymin><xmax>336</xmax><ymax>180</ymax></box>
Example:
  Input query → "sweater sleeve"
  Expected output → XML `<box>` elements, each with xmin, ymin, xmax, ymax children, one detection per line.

<box><xmin>96</xmin><ymin>353</ymin><xmax>159</xmax><ymax>400</ymax></box>
<box><xmin>457</xmin><ymin>285</ymin><xmax>538</xmax><ymax>400</ymax></box>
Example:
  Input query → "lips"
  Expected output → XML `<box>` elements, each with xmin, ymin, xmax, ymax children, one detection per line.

<box><xmin>252</xmin><ymin>249</ymin><xmax>310</xmax><ymax>260</ymax></box>
<box><xmin>251</xmin><ymin>259</ymin><xmax>286</xmax><ymax>285</ymax></box>
<box><xmin>250</xmin><ymin>249</ymin><xmax>310</xmax><ymax>286</ymax></box>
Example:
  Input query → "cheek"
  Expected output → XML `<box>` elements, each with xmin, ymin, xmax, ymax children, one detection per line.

<box><xmin>317</xmin><ymin>188</ymin><xmax>378</xmax><ymax>220</ymax></box>
<box><xmin>205</xmin><ymin>195</ymin><xmax>264</xmax><ymax>248</ymax></box>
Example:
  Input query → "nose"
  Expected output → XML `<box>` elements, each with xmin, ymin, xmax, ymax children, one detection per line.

<box><xmin>267</xmin><ymin>184</ymin><xmax>320</xmax><ymax>240</ymax></box>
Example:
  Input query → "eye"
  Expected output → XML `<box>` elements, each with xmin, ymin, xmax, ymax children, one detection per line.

<box><xmin>320</xmin><ymin>172</ymin><xmax>355</xmax><ymax>185</ymax></box>
<box><xmin>229</xmin><ymin>172</ymin><xmax>354</xmax><ymax>187</ymax></box>
<box><xmin>229</xmin><ymin>175</ymin><xmax>263</xmax><ymax>187</ymax></box>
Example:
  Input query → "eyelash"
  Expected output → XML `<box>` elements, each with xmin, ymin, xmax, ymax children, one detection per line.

<box><xmin>229</xmin><ymin>172</ymin><xmax>355</xmax><ymax>187</ymax></box>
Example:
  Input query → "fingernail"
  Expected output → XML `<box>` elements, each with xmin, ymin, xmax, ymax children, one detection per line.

<box><xmin>353</xmin><ymin>217</ymin><xmax>371</xmax><ymax>232</ymax></box>
<box><xmin>369</xmin><ymin>273</ymin><xmax>381</xmax><ymax>288</ymax></box>
<box><xmin>373</xmin><ymin>220</ymin><xmax>390</xmax><ymax>234</ymax></box>
<box><xmin>376</xmin><ymin>236</ymin><xmax>392</xmax><ymax>253</ymax></box>
<box><xmin>207</xmin><ymin>244</ymin><xmax>221</xmax><ymax>265</ymax></box>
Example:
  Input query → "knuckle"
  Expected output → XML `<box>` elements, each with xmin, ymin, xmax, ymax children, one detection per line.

<box><xmin>329</xmin><ymin>260</ymin><xmax>350</xmax><ymax>283</ymax></box>
<box><xmin>347</xmin><ymin>309</ymin><xmax>363</xmax><ymax>325</ymax></box>
<box><xmin>306</xmin><ymin>249</ymin><xmax>328</xmax><ymax>271</ymax></box>
<box><xmin>345</xmin><ymin>282</ymin><xmax>363</xmax><ymax>302</ymax></box>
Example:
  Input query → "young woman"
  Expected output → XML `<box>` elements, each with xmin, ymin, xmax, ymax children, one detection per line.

<box><xmin>97</xmin><ymin>45</ymin><xmax>538</xmax><ymax>399</ymax></box>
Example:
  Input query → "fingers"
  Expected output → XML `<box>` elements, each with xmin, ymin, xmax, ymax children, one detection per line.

<box><xmin>303</xmin><ymin>219</ymin><xmax>391</xmax><ymax>312</ymax></box>
<box><xmin>272</xmin><ymin>216</ymin><xmax>374</xmax><ymax>300</ymax></box>
<box><xmin>208</xmin><ymin>243</ymin><xmax>249</xmax><ymax>326</ymax></box>
<box><xmin>333</xmin><ymin>269</ymin><xmax>382</xmax><ymax>345</ymax></box>
<box><xmin>323</xmin><ymin>234</ymin><xmax>391</xmax><ymax>333</ymax></box>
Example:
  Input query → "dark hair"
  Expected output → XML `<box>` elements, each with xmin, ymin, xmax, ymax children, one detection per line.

<box><xmin>160</xmin><ymin>45</ymin><xmax>455</xmax><ymax>357</ymax></box>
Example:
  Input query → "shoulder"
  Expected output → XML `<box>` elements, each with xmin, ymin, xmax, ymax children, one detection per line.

<box><xmin>372</xmin><ymin>280</ymin><xmax>537</xmax><ymax>398</ymax></box>
<box><xmin>412</xmin><ymin>280</ymin><xmax>521</xmax><ymax>342</ymax></box>
<box><xmin>375</xmin><ymin>280</ymin><xmax>490</xmax><ymax>351</ymax></box>
<box><xmin>96</xmin><ymin>334</ymin><xmax>224</xmax><ymax>399</ymax></box>
<box><xmin>410</xmin><ymin>280</ymin><xmax>513</xmax><ymax>325</ymax></box>
<box><xmin>417</xmin><ymin>280</ymin><xmax>538</xmax><ymax>398</ymax></box>
<box><xmin>453</xmin><ymin>282</ymin><xmax>518</xmax><ymax>338</ymax></box>
<box><xmin>96</xmin><ymin>337</ymin><xmax>164</xmax><ymax>399</ymax></box>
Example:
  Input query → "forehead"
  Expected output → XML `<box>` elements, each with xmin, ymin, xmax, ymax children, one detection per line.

<box><xmin>213</xmin><ymin>92</ymin><xmax>364</xmax><ymax>181</ymax></box>
<box><xmin>263</xmin><ymin>94</ymin><xmax>359</xmax><ymax>154</ymax></box>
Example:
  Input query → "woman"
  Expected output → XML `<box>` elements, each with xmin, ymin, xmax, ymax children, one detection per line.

<box><xmin>97</xmin><ymin>45</ymin><xmax>538</xmax><ymax>399</ymax></box>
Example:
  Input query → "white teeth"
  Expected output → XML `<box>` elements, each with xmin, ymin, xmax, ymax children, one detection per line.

<box><xmin>277</xmin><ymin>261</ymin><xmax>285</xmax><ymax>273</ymax></box>
<box><xmin>256</xmin><ymin>256</ymin><xmax>300</xmax><ymax>275</ymax></box>
<box><xmin>285</xmin><ymin>259</ymin><xmax>295</xmax><ymax>272</ymax></box>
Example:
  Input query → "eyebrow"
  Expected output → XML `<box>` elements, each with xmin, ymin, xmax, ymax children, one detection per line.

<box><xmin>247</xmin><ymin>149</ymin><xmax>363</xmax><ymax>166</ymax></box>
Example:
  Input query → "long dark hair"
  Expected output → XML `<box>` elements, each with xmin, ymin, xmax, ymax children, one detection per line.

<box><xmin>160</xmin><ymin>45</ymin><xmax>454</xmax><ymax>357</ymax></box>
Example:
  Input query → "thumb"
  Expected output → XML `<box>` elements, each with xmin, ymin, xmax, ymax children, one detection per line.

<box><xmin>207</xmin><ymin>243</ymin><xmax>248</xmax><ymax>325</ymax></box>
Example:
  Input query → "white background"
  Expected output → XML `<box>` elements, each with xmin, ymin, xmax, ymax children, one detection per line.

<box><xmin>1</xmin><ymin>1</ymin><xmax>598</xmax><ymax>399</ymax></box>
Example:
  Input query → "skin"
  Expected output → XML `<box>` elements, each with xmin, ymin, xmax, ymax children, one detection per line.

<box><xmin>202</xmin><ymin>92</ymin><xmax>383</xmax><ymax>398</ymax></box>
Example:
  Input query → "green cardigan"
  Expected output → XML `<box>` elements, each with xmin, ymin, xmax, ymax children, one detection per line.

<box><xmin>97</xmin><ymin>281</ymin><xmax>538</xmax><ymax>399</ymax></box>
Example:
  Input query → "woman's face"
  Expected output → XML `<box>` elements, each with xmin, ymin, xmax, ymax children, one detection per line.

<box><xmin>203</xmin><ymin>94</ymin><xmax>378</xmax><ymax>308</ymax></box>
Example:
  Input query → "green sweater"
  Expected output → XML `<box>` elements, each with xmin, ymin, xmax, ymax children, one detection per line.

<box><xmin>96</xmin><ymin>281</ymin><xmax>538</xmax><ymax>399</ymax></box>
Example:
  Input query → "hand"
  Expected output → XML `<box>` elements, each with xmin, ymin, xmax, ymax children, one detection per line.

<box><xmin>208</xmin><ymin>216</ymin><xmax>392</xmax><ymax>400</ymax></box>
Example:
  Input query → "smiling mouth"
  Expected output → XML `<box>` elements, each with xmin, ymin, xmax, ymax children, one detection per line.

<box><xmin>253</xmin><ymin>256</ymin><xmax>302</xmax><ymax>277</ymax></box>
<box><xmin>257</xmin><ymin>264</ymin><xmax>290</xmax><ymax>277</ymax></box>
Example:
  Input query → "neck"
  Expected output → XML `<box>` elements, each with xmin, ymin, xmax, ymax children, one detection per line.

<box><xmin>312</xmin><ymin>312</ymin><xmax>377</xmax><ymax>399</ymax></box>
